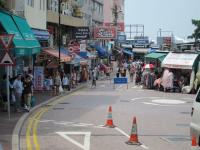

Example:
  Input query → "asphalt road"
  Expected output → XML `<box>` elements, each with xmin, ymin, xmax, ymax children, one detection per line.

<box><xmin>19</xmin><ymin>79</ymin><xmax>195</xmax><ymax>150</ymax></box>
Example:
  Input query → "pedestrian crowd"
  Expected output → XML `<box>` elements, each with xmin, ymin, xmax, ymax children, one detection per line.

<box><xmin>0</xmin><ymin>69</ymin><xmax>34</xmax><ymax>112</ymax></box>
<box><xmin>115</xmin><ymin>59</ymin><xmax>193</xmax><ymax>94</ymax></box>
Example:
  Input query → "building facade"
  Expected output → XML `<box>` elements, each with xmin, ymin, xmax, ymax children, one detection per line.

<box><xmin>103</xmin><ymin>0</ymin><xmax>125</xmax><ymax>32</ymax></box>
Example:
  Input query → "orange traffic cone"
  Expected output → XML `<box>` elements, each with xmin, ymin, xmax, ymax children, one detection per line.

<box><xmin>104</xmin><ymin>106</ymin><xmax>116</xmax><ymax>128</ymax></box>
<box><xmin>126</xmin><ymin>116</ymin><xmax>141</xmax><ymax>145</ymax></box>
<box><xmin>191</xmin><ymin>135</ymin><xmax>198</xmax><ymax>149</ymax></box>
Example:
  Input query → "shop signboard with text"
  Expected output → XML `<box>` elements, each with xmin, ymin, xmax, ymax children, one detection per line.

<box><xmin>93</xmin><ymin>27</ymin><xmax>117</xmax><ymax>39</ymax></box>
<box><xmin>74</xmin><ymin>27</ymin><xmax>90</xmax><ymax>39</ymax></box>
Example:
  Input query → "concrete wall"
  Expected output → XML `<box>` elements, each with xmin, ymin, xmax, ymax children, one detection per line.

<box><xmin>24</xmin><ymin>0</ymin><xmax>47</xmax><ymax>29</ymax></box>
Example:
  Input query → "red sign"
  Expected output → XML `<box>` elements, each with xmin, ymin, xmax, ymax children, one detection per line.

<box><xmin>94</xmin><ymin>27</ymin><xmax>117</xmax><ymax>39</ymax></box>
<box><xmin>104</xmin><ymin>22</ymin><xmax>125</xmax><ymax>32</ymax></box>
<box><xmin>0</xmin><ymin>34</ymin><xmax>14</xmax><ymax>50</ymax></box>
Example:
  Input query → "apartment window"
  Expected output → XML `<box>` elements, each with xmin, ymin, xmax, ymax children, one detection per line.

<box><xmin>27</xmin><ymin>0</ymin><xmax>34</xmax><ymax>7</ymax></box>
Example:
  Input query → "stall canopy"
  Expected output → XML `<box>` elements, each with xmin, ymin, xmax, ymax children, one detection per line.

<box><xmin>42</xmin><ymin>48</ymin><xmax>71</xmax><ymax>62</ymax></box>
<box><xmin>123</xmin><ymin>48</ymin><xmax>133</xmax><ymax>56</ymax></box>
<box><xmin>161</xmin><ymin>52</ymin><xmax>199</xmax><ymax>69</ymax></box>
<box><xmin>145</xmin><ymin>52</ymin><xmax>167</xmax><ymax>62</ymax></box>
<box><xmin>0</xmin><ymin>11</ymin><xmax>41</xmax><ymax>56</ymax></box>
<box><xmin>90</xmin><ymin>44</ymin><xmax>107</xmax><ymax>57</ymax></box>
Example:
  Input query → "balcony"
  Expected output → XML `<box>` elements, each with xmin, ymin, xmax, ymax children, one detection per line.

<box><xmin>47</xmin><ymin>10</ymin><xmax>86</xmax><ymax>27</ymax></box>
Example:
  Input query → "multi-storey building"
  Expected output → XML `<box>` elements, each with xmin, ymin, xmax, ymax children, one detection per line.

<box><xmin>104</xmin><ymin>0</ymin><xmax>125</xmax><ymax>32</ymax></box>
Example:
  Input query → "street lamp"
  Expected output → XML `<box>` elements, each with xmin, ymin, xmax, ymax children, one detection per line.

<box><xmin>58</xmin><ymin>0</ymin><xmax>61</xmax><ymax>70</ymax></box>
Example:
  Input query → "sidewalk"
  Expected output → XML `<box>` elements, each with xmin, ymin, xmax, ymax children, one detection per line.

<box><xmin>0</xmin><ymin>84</ymin><xmax>86</xmax><ymax>150</ymax></box>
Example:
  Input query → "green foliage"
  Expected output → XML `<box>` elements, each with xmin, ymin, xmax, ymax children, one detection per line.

<box><xmin>188</xmin><ymin>19</ymin><xmax>200</xmax><ymax>41</ymax></box>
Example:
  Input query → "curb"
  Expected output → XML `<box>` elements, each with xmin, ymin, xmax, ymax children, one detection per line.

<box><xmin>12</xmin><ymin>84</ymin><xmax>86</xmax><ymax>150</ymax></box>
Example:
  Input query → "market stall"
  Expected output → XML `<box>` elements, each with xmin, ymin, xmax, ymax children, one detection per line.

<box><xmin>161</xmin><ymin>52</ymin><xmax>199</xmax><ymax>93</ymax></box>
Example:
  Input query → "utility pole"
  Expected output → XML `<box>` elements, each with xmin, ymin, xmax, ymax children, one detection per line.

<box><xmin>58</xmin><ymin>0</ymin><xmax>61</xmax><ymax>71</ymax></box>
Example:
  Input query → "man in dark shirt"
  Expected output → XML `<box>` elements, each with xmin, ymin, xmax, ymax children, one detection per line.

<box><xmin>23</xmin><ymin>75</ymin><xmax>33</xmax><ymax>111</ymax></box>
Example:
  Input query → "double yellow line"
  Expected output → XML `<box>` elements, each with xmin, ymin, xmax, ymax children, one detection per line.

<box><xmin>26</xmin><ymin>108</ymin><xmax>47</xmax><ymax>150</ymax></box>
<box><xmin>25</xmin><ymin>94</ymin><xmax>72</xmax><ymax>150</ymax></box>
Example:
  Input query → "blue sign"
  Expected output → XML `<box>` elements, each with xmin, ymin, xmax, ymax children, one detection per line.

<box><xmin>117</xmin><ymin>35</ymin><xmax>126</xmax><ymax>43</ymax></box>
<box><xmin>114</xmin><ymin>77</ymin><xmax>128</xmax><ymax>84</ymax></box>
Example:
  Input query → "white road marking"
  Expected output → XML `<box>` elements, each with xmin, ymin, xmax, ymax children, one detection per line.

<box><xmin>152</xmin><ymin>99</ymin><xmax>186</xmax><ymax>104</ymax></box>
<box><xmin>115</xmin><ymin>127</ymin><xmax>129</xmax><ymax>138</ymax></box>
<box><xmin>143</xmin><ymin>102</ymin><xmax>160</xmax><ymax>106</ymax></box>
<box><xmin>56</xmin><ymin>132</ymin><xmax>91</xmax><ymax>150</ymax></box>
<box><xmin>114</xmin><ymin>127</ymin><xmax>149</xmax><ymax>149</ymax></box>
<box><xmin>73</xmin><ymin>123</ymin><xmax>94</xmax><ymax>127</ymax></box>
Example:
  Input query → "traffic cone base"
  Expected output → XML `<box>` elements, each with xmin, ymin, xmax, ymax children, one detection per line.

<box><xmin>125</xmin><ymin>141</ymin><xmax>141</xmax><ymax>145</ymax></box>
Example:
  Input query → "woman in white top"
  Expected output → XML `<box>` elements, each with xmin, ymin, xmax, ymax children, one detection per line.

<box><xmin>62</xmin><ymin>74</ymin><xmax>70</xmax><ymax>91</ymax></box>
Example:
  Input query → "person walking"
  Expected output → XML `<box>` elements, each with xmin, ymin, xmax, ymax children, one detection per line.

<box><xmin>13</xmin><ymin>74</ymin><xmax>23</xmax><ymax>112</ymax></box>
<box><xmin>91</xmin><ymin>67</ymin><xmax>97</xmax><ymax>88</ymax></box>
<box><xmin>23</xmin><ymin>75</ymin><xmax>33</xmax><ymax>112</ymax></box>
<box><xmin>53</xmin><ymin>71</ymin><xmax>61</xmax><ymax>96</ymax></box>
<box><xmin>62</xmin><ymin>74</ymin><xmax>70</xmax><ymax>91</ymax></box>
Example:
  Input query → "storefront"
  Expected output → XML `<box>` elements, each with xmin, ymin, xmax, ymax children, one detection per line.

<box><xmin>36</xmin><ymin>48</ymin><xmax>71</xmax><ymax>77</ymax></box>
<box><xmin>0</xmin><ymin>10</ymin><xmax>41</xmax><ymax>75</ymax></box>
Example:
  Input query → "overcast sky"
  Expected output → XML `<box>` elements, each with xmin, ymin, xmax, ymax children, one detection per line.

<box><xmin>124</xmin><ymin>0</ymin><xmax>200</xmax><ymax>41</ymax></box>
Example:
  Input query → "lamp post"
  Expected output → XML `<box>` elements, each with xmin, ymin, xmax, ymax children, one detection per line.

<box><xmin>58</xmin><ymin>0</ymin><xmax>61</xmax><ymax>71</ymax></box>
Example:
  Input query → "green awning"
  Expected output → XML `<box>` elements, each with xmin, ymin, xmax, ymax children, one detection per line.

<box><xmin>0</xmin><ymin>11</ymin><xmax>26</xmax><ymax>49</ymax></box>
<box><xmin>0</xmin><ymin>11</ymin><xmax>41</xmax><ymax>56</ymax></box>
<box><xmin>12</xmin><ymin>15</ymin><xmax>41</xmax><ymax>55</ymax></box>
<box><xmin>145</xmin><ymin>52</ymin><xmax>167</xmax><ymax>62</ymax></box>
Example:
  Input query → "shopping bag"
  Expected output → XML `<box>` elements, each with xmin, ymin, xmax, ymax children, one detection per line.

<box><xmin>59</xmin><ymin>86</ymin><xmax>64</xmax><ymax>93</ymax></box>
<box><xmin>31</xmin><ymin>95</ymin><xmax>36</xmax><ymax>107</ymax></box>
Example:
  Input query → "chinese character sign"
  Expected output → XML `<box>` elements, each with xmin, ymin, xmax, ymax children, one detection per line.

<box><xmin>94</xmin><ymin>27</ymin><xmax>117</xmax><ymax>39</ymax></box>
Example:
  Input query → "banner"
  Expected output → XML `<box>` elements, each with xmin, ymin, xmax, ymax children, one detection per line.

<box><xmin>34</xmin><ymin>66</ymin><xmax>44</xmax><ymax>91</ymax></box>
<box><xmin>93</xmin><ymin>27</ymin><xmax>117</xmax><ymax>39</ymax></box>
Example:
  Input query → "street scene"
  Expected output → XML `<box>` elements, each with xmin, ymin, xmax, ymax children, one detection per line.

<box><xmin>0</xmin><ymin>0</ymin><xmax>200</xmax><ymax>150</ymax></box>
<box><xmin>18</xmin><ymin>79</ymin><xmax>194</xmax><ymax>150</ymax></box>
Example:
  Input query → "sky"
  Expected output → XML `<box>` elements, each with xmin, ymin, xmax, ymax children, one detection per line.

<box><xmin>124</xmin><ymin>0</ymin><xmax>200</xmax><ymax>41</ymax></box>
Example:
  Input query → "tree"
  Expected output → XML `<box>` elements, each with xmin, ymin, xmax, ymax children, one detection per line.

<box><xmin>188</xmin><ymin>19</ymin><xmax>200</xmax><ymax>49</ymax></box>
<box><xmin>0</xmin><ymin>0</ymin><xmax>5</xmax><ymax>8</ymax></box>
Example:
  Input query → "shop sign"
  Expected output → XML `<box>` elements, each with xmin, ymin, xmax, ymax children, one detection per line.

<box><xmin>74</xmin><ymin>27</ymin><xmax>90</xmax><ymax>39</ymax></box>
<box><xmin>34</xmin><ymin>66</ymin><xmax>44</xmax><ymax>91</ymax></box>
<box><xmin>117</xmin><ymin>35</ymin><xmax>126</xmax><ymax>43</ymax></box>
<box><xmin>104</xmin><ymin>22</ymin><xmax>125</xmax><ymax>32</ymax></box>
<box><xmin>94</xmin><ymin>27</ymin><xmax>117</xmax><ymax>39</ymax></box>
